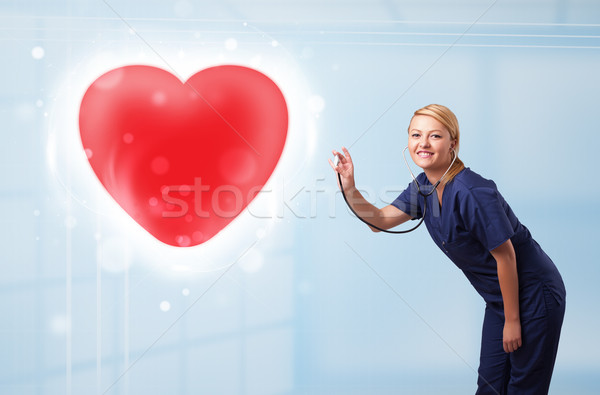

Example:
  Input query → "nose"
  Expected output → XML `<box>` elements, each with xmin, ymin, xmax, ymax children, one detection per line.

<box><xmin>418</xmin><ymin>136</ymin><xmax>430</xmax><ymax>148</ymax></box>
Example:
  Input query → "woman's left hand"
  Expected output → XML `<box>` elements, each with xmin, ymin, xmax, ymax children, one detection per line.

<box><xmin>503</xmin><ymin>319</ymin><xmax>522</xmax><ymax>353</ymax></box>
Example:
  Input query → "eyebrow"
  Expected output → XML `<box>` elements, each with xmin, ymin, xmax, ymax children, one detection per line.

<box><xmin>409</xmin><ymin>128</ymin><xmax>444</xmax><ymax>133</ymax></box>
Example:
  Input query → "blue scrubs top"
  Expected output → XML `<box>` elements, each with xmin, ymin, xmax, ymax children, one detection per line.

<box><xmin>392</xmin><ymin>168</ymin><xmax>565</xmax><ymax>319</ymax></box>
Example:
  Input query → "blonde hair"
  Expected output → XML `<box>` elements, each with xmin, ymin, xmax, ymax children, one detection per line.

<box><xmin>411</xmin><ymin>104</ymin><xmax>465</xmax><ymax>186</ymax></box>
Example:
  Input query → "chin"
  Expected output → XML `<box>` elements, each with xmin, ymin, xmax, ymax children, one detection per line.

<box><xmin>412</xmin><ymin>157</ymin><xmax>434</xmax><ymax>169</ymax></box>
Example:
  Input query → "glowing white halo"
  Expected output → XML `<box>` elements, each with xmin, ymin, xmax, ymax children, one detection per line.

<box><xmin>45</xmin><ymin>39</ymin><xmax>316</xmax><ymax>277</ymax></box>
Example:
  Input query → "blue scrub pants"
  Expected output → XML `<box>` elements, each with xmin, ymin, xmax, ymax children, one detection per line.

<box><xmin>476</xmin><ymin>286</ymin><xmax>565</xmax><ymax>395</ymax></box>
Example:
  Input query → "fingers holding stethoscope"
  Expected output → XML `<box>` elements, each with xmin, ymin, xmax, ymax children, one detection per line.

<box><xmin>329</xmin><ymin>147</ymin><xmax>356</xmax><ymax>188</ymax></box>
<box><xmin>329</xmin><ymin>147</ymin><xmax>351</xmax><ymax>168</ymax></box>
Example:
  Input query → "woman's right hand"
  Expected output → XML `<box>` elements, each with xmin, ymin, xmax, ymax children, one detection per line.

<box><xmin>328</xmin><ymin>146</ymin><xmax>356</xmax><ymax>190</ymax></box>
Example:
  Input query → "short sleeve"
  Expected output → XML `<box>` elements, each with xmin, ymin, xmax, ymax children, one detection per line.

<box><xmin>460</xmin><ymin>186</ymin><xmax>515</xmax><ymax>251</ymax></box>
<box><xmin>391</xmin><ymin>180</ymin><xmax>422</xmax><ymax>219</ymax></box>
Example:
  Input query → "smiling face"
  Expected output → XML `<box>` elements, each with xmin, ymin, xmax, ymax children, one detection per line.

<box><xmin>408</xmin><ymin>115</ymin><xmax>456</xmax><ymax>176</ymax></box>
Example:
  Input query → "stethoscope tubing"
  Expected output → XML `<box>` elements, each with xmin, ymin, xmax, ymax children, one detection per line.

<box><xmin>337</xmin><ymin>171</ymin><xmax>427</xmax><ymax>233</ymax></box>
<box><xmin>336</xmin><ymin>147</ymin><xmax>457</xmax><ymax>234</ymax></box>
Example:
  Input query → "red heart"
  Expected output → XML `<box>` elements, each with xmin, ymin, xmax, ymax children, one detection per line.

<box><xmin>79</xmin><ymin>65</ymin><xmax>288</xmax><ymax>247</ymax></box>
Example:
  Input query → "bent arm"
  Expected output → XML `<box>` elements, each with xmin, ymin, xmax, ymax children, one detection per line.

<box><xmin>343</xmin><ymin>186</ymin><xmax>412</xmax><ymax>232</ymax></box>
<box><xmin>329</xmin><ymin>146</ymin><xmax>411</xmax><ymax>232</ymax></box>
<box><xmin>491</xmin><ymin>239</ymin><xmax>522</xmax><ymax>353</ymax></box>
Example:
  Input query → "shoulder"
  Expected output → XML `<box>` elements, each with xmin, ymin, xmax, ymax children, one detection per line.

<box><xmin>449</xmin><ymin>168</ymin><xmax>503</xmax><ymax>207</ymax></box>
<box><xmin>452</xmin><ymin>167</ymin><xmax>498</xmax><ymax>193</ymax></box>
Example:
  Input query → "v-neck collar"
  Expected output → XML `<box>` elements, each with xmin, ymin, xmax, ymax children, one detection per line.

<box><xmin>429</xmin><ymin>180</ymin><xmax>453</xmax><ymax>224</ymax></box>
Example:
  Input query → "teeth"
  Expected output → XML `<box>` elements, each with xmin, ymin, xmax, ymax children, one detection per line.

<box><xmin>418</xmin><ymin>152</ymin><xmax>432</xmax><ymax>157</ymax></box>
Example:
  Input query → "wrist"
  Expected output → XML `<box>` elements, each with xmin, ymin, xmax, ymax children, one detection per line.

<box><xmin>345</xmin><ymin>183</ymin><xmax>357</xmax><ymax>193</ymax></box>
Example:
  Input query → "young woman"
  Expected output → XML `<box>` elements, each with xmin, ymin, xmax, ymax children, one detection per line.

<box><xmin>329</xmin><ymin>104</ymin><xmax>566</xmax><ymax>394</ymax></box>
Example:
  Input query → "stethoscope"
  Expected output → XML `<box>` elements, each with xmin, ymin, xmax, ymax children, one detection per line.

<box><xmin>335</xmin><ymin>146</ymin><xmax>457</xmax><ymax>233</ymax></box>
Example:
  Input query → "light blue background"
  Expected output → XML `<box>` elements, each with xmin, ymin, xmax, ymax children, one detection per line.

<box><xmin>1</xmin><ymin>1</ymin><xmax>599</xmax><ymax>394</ymax></box>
